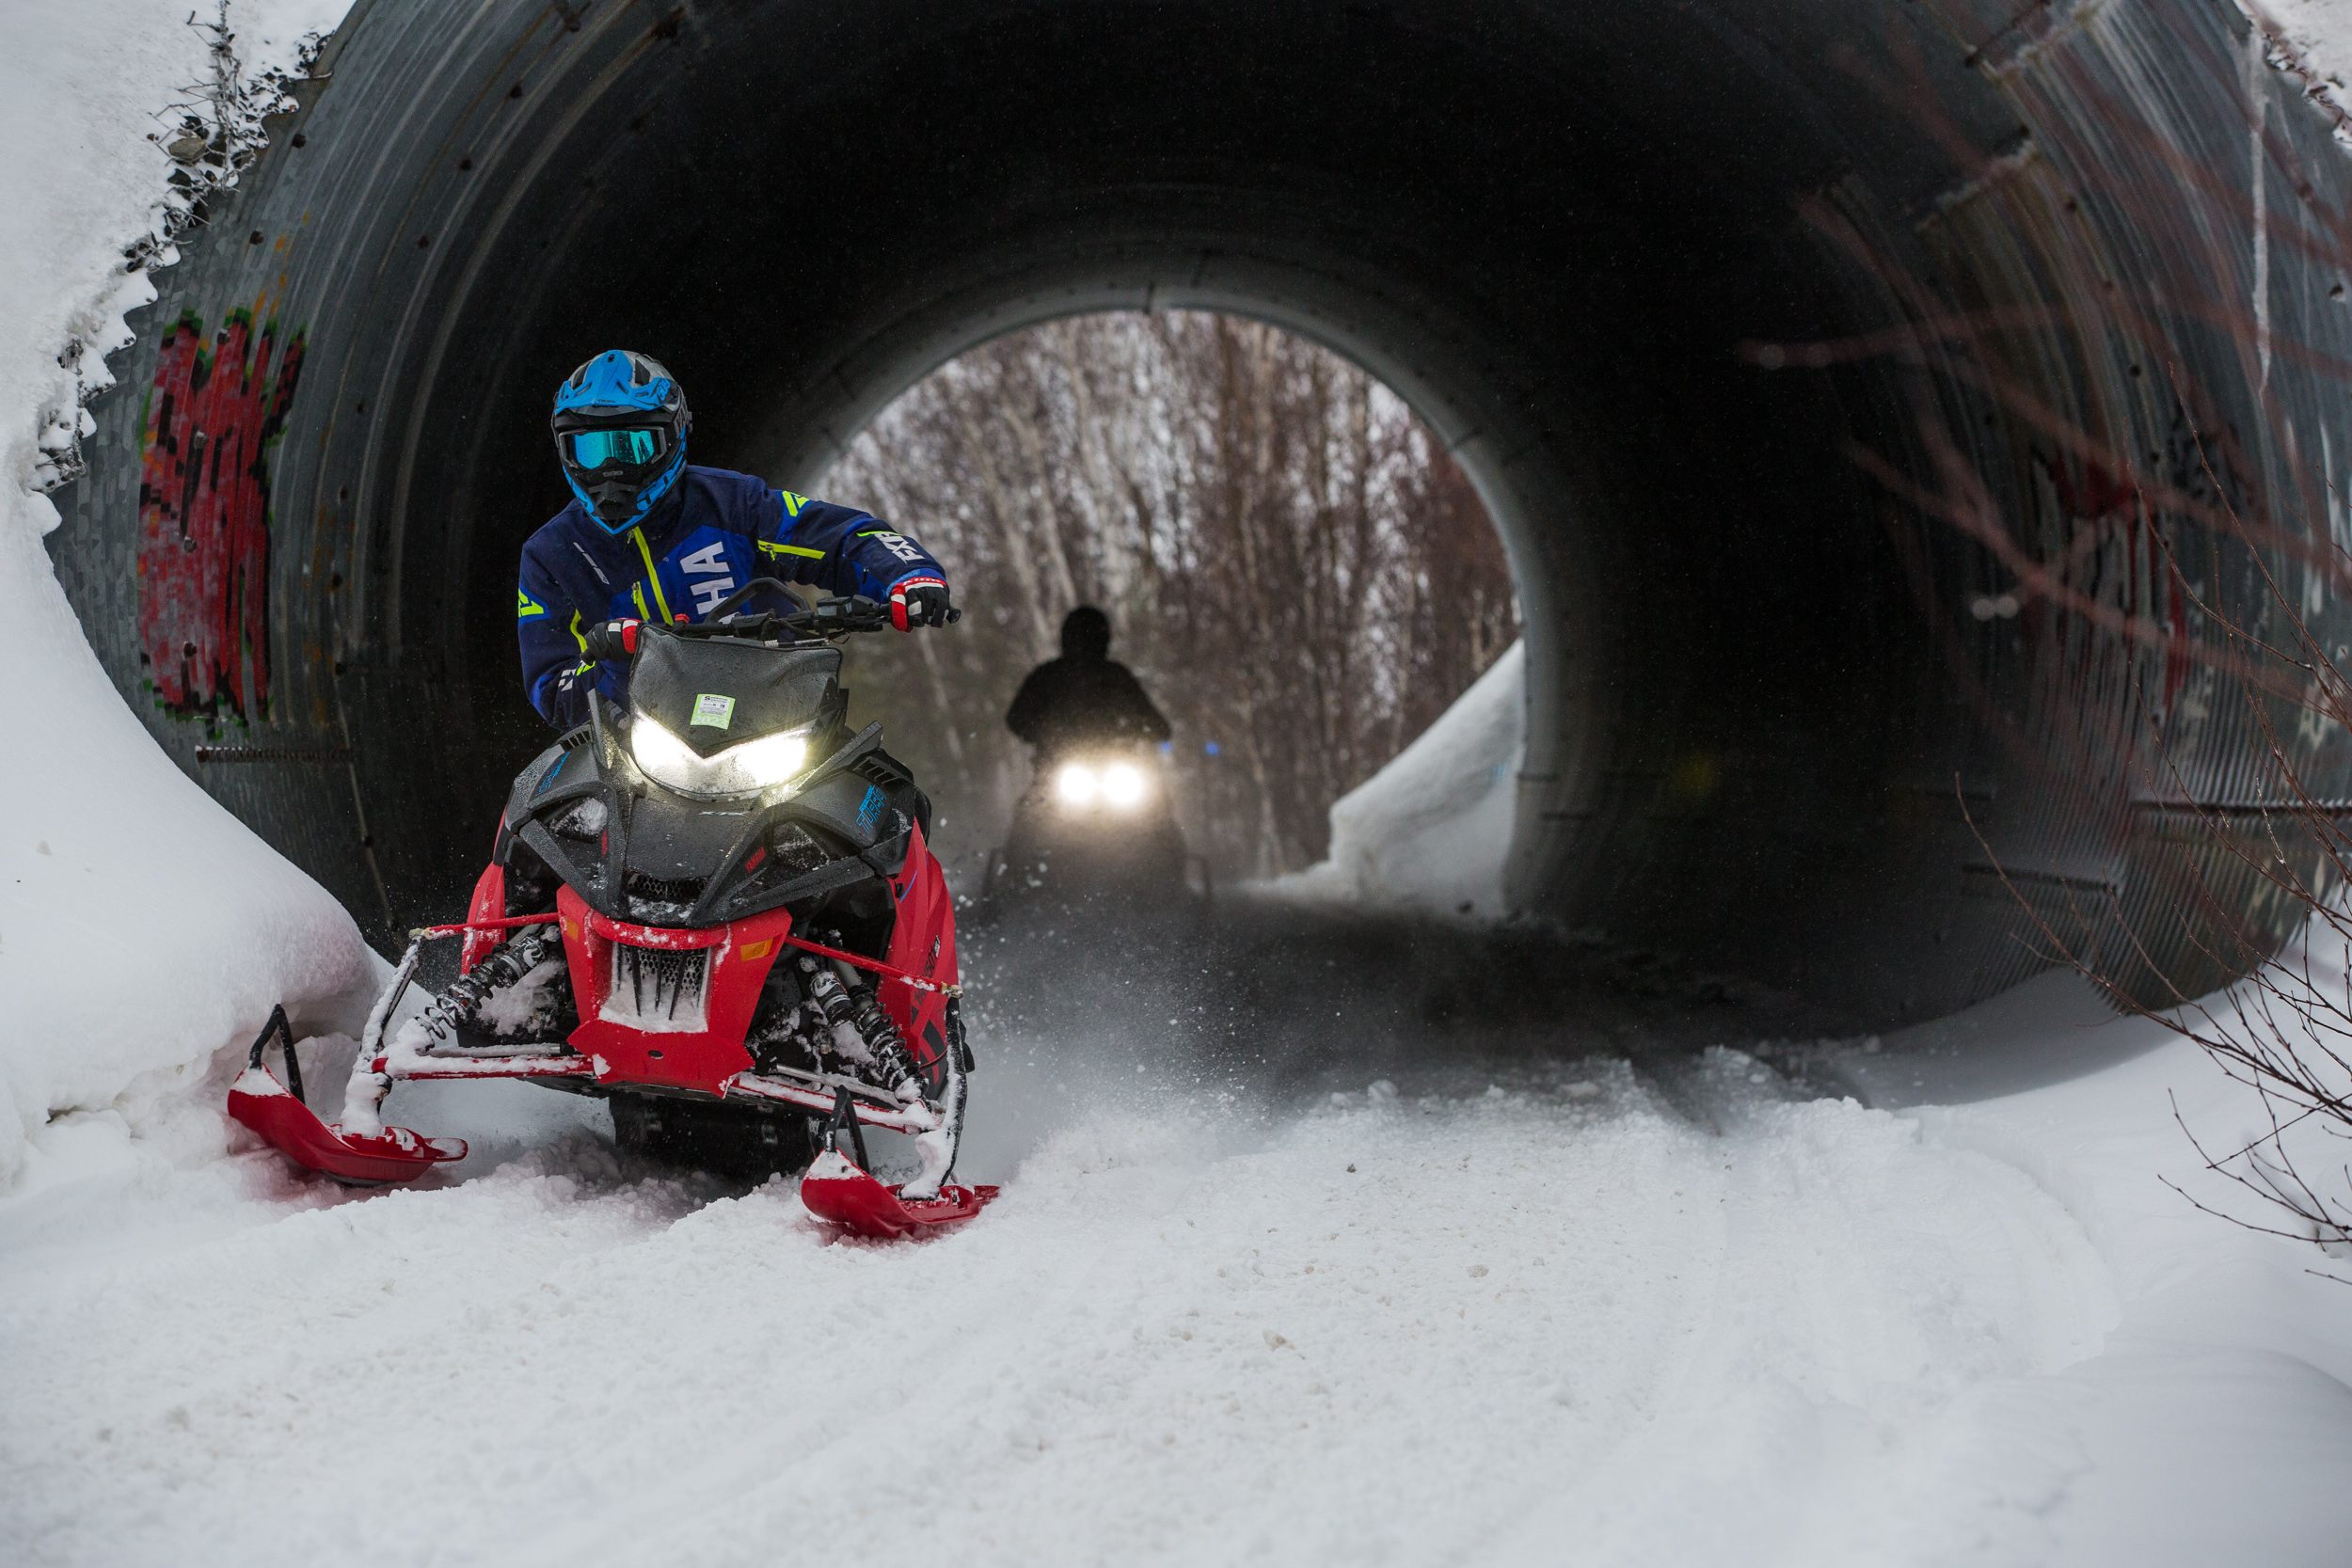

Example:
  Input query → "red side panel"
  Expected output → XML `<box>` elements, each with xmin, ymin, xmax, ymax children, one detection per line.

<box><xmin>881</xmin><ymin>821</ymin><xmax>959</xmax><ymax>1083</ymax></box>
<box><xmin>460</xmin><ymin>863</ymin><xmax>507</xmax><ymax>974</ymax></box>
<box><xmin>556</xmin><ymin>887</ymin><xmax>792</xmax><ymax>1095</ymax></box>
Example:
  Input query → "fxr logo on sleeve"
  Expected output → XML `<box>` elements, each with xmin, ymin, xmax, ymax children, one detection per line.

<box><xmin>859</xmin><ymin>530</ymin><xmax>926</xmax><ymax>564</ymax></box>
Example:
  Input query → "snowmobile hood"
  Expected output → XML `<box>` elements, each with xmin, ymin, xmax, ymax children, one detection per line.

<box><xmin>630</xmin><ymin>631</ymin><xmax>844</xmax><ymax>758</ymax></box>
<box><xmin>503</xmin><ymin>716</ymin><xmax>913</xmax><ymax>929</ymax></box>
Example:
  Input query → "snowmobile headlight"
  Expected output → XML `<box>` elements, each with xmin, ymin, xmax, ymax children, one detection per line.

<box><xmin>1101</xmin><ymin>762</ymin><xmax>1147</xmax><ymax>806</ymax></box>
<box><xmin>1056</xmin><ymin>760</ymin><xmax>1149</xmax><ymax>809</ymax></box>
<box><xmin>631</xmin><ymin>714</ymin><xmax>811</xmax><ymax>798</ymax></box>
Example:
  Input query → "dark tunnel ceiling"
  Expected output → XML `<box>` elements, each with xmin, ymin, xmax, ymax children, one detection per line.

<box><xmin>46</xmin><ymin>0</ymin><xmax>2352</xmax><ymax>1027</ymax></box>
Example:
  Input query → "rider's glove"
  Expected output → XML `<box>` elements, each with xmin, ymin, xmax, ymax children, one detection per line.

<box><xmin>889</xmin><ymin>574</ymin><xmax>953</xmax><ymax>632</ymax></box>
<box><xmin>580</xmin><ymin>618</ymin><xmax>640</xmax><ymax>661</ymax></box>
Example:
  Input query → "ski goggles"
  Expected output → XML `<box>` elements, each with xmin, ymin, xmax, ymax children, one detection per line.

<box><xmin>568</xmin><ymin>428</ymin><xmax>666</xmax><ymax>468</ymax></box>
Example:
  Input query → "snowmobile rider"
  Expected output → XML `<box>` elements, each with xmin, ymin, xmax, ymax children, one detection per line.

<box><xmin>517</xmin><ymin>349</ymin><xmax>954</xmax><ymax>729</ymax></box>
<box><xmin>1004</xmin><ymin>606</ymin><xmax>1169</xmax><ymax>756</ymax></box>
<box><xmin>488</xmin><ymin>350</ymin><xmax>953</xmax><ymax>1101</ymax></box>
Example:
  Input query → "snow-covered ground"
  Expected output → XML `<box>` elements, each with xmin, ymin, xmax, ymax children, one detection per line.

<box><xmin>6</xmin><ymin>5</ymin><xmax>2352</xmax><ymax>1566</ymax></box>
<box><xmin>6</xmin><ymin>986</ymin><xmax>2349</xmax><ymax>1566</ymax></box>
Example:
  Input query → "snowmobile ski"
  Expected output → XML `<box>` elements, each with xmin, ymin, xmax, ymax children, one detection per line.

<box><xmin>226</xmin><ymin>1006</ymin><xmax>466</xmax><ymax>1184</ymax></box>
<box><xmin>797</xmin><ymin>1084</ymin><xmax>993</xmax><ymax>1238</ymax></box>
<box><xmin>798</xmin><ymin>1149</ymin><xmax>998</xmax><ymax>1238</ymax></box>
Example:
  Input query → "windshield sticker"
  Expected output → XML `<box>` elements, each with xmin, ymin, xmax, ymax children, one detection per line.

<box><xmin>691</xmin><ymin>693</ymin><xmax>736</xmax><ymax>730</ymax></box>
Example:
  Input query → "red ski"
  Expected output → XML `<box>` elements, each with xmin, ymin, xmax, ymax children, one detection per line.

<box><xmin>226</xmin><ymin>1007</ymin><xmax>465</xmax><ymax>1184</ymax></box>
<box><xmin>799</xmin><ymin>1149</ymin><xmax>999</xmax><ymax>1238</ymax></box>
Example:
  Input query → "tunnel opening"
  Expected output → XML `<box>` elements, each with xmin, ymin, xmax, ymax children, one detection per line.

<box><xmin>44</xmin><ymin>0</ymin><xmax>2352</xmax><ymax>1030</ymax></box>
<box><xmin>816</xmin><ymin>307</ymin><xmax>1522</xmax><ymax>891</ymax></box>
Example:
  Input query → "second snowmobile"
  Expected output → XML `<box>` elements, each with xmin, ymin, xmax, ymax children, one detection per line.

<box><xmin>230</xmin><ymin>589</ymin><xmax>993</xmax><ymax>1238</ymax></box>
<box><xmin>987</xmin><ymin>739</ymin><xmax>1194</xmax><ymax>907</ymax></box>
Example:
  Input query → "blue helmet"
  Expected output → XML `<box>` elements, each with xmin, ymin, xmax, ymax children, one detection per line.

<box><xmin>551</xmin><ymin>350</ymin><xmax>691</xmax><ymax>533</ymax></box>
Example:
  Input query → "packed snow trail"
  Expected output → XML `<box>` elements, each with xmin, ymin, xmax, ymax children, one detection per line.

<box><xmin>0</xmin><ymin>1045</ymin><xmax>2119</xmax><ymax>1568</ymax></box>
<box><xmin>11</xmin><ymin>926</ymin><xmax>2352</xmax><ymax>1568</ymax></box>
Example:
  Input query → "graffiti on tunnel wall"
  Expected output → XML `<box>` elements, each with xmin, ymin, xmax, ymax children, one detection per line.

<box><xmin>136</xmin><ymin>309</ymin><xmax>306</xmax><ymax>722</ymax></box>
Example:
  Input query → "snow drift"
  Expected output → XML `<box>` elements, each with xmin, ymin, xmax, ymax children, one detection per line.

<box><xmin>1270</xmin><ymin>641</ymin><xmax>1523</xmax><ymax>917</ymax></box>
<box><xmin>0</xmin><ymin>0</ymin><xmax>369</xmax><ymax>1191</ymax></box>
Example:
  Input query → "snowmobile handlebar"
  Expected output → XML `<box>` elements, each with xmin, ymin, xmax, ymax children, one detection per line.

<box><xmin>686</xmin><ymin>580</ymin><xmax>961</xmax><ymax>636</ymax></box>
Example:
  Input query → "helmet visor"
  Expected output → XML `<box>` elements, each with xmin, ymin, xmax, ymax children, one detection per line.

<box><xmin>569</xmin><ymin>428</ymin><xmax>665</xmax><ymax>468</ymax></box>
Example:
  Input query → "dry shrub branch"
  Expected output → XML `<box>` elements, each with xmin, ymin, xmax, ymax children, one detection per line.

<box><xmin>1751</xmin><ymin>13</ymin><xmax>2352</xmax><ymax>1272</ymax></box>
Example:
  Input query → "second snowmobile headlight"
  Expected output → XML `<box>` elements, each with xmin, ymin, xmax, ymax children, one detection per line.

<box><xmin>1055</xmin><ymin>760</ymin><xmax>1149</xmax><ymax>809</ymax></box>
<box><xmin>631</xmin><ymin>714</ymin><xmax>812</xmax><ymax>798</ymax></box>
<box><xmin>1101</xmin><ymin>762</ymin><xmax>1147</xmax><ymax>806</ymax></box>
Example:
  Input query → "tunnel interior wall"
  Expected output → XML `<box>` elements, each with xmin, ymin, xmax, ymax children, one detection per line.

<box><xmin>44</xmin><ymin>0</ymin><xmax>2352</xmax><ymax>1026</ymax></box>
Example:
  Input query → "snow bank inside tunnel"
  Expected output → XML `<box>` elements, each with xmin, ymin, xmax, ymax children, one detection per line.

<box><xmin>0</xmin><ymin>0</ymin><xmax>367</xmax><ymax>1191</ymax></box>
<box><xmin>1268</xmin><ymin>641</ymin><xmax>1524</xmax><ymax>918</ymax></box>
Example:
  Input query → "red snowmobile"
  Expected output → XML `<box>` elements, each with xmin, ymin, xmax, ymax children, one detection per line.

<box><xmin>230</xmin><ymin>590</ymin><xmax>993</xmax><ymax>1239</ymax></box>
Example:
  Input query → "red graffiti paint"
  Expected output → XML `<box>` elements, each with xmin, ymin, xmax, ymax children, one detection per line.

<box><xmin>136</xmin><ymin>309</ymin><xmax>305</xmax><ymax>721</ymax></box>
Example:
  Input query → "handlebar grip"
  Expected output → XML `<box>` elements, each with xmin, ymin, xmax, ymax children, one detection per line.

<box><xmin>658</xmin><ymin>588</ymin><xmax>949</xmax><ymax>641</ymax></box>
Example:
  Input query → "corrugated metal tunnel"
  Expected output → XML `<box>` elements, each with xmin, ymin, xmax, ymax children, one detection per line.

<box><xmin>45</xmin><ymin>0</ymin><xmax>2352</xmax><ymax>1026</ymax></box>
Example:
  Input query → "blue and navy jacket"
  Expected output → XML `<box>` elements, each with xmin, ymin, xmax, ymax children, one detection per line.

<box><xmin>516</xmin><ymin>465</ymin><xmax>947</xmax><ymax>729</ymax></box>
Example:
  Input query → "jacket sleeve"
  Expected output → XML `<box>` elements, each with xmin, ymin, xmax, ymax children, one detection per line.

<box><xmin>758</xmin><ymin>494</ymin><xmax>949</xmax><ymax>602</ymax></box>
<box><xmin>517</xmin><ymin>542</ymin><xmax>616</xmax><ymax>730</ymax></box>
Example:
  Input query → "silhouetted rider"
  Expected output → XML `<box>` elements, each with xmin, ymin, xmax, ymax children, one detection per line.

<box><xmin>1005</xmin><ymin>607</ymin><xmax>1169</xmax><ymax>755</ymax></box>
